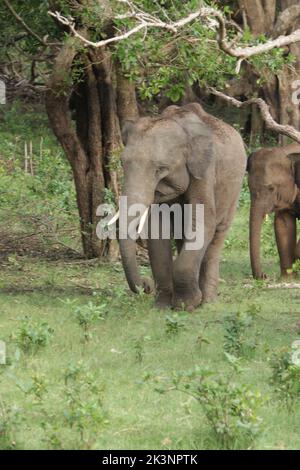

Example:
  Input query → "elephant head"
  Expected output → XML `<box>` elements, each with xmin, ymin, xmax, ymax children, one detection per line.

<box><xmin>247</xmin><ymin>144</ymin><xmax>300</xmax><ymax>279</ymax></box>
<box><xmin>117</xmin><ymin>104</ymin><xmax>213</xmax><ymax>294</ymax></box>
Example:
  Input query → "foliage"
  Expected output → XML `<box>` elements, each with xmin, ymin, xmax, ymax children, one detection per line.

<box><xmin>61</xmin><ymin>366</ymin><xmax>107</xmax><ymax>449</ymax></box>
<box><xmin>155</xmin><ymin>366</ymin><xmax>264</xmax><ymax>449</ymax></box>
<box><xmin>14</xmin><ymin>317</ymin><xmax>54</xmax><ymax>354</ymax></box>
<box><xmin>9</xmin><ymin>362</ymin><xmax>107</xmax><ymax>449</ymax></box>
<box><xmin>223</xmin><ymin>306</ymin><xmax>260</xmax><ymax>357</ymax></box>
<box><xmin>73</xmin><ymin>301</ymin><xmax>106</xmax><ymax>341</ymax></box>
<box><xmin>113</xmin><ymin>1</ymin><xmax>293</xmax><ymax>102</ymax></box>
<box><xmin>165</xmin><ymin>313</ymin><xmax>187</xmax><ymax>336</ymax></box>
<box><xmin>287</xmin><ymin>260</ymin><xmax>300</xmax><ymax>277</ymax></box>
<box><xmin>0</xmin><ymin>398</ymin><xmax>19</xmax><ymax>450</ymax></box>
<box><xmin>270</xmin><ymin>342</ymin><xmax>300</xmax><ymax>409</ymax></box>
<box><xmin>0</xmin><ymin>101</ymin><xmax>79</xmax><ymax>255</ymax></box>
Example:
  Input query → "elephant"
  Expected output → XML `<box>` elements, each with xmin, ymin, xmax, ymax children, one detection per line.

<box><xmin>247</xmin><ymin>143</ymin><xmax>300</xmax><ymax>280</ymax></box>
<box><xmin>116</xmin><ymin>103</ymin><xmax>247</xmax><ymax>310</ymax></box>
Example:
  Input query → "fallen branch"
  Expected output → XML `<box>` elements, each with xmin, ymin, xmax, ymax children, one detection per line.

<box><xmin>209</xmin><ymin>88</ymin><xmax>300</xmax><ymax>144</ymax></box>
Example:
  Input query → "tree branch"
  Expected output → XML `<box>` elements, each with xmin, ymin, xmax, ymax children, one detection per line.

<box><xmin>209</xmin><ymin>88</ymin><xmax>300</xmax><ymax>144</ymax></box>
<box><xmin>3</xmin><ymin>0</ymin><xmax>60</xmax><ymax>47</ymax></box>
<box><xmin>48</xmin><ymin>3</ymin><xmax>300</xmax><ymax>73</ymax></box>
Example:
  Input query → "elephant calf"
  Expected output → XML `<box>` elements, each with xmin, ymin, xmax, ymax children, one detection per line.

<box><xmin>117</xmin><ymin>103</ymin><xmax>247</xmax><ymax>310</ymax></box>
<box><xmin>247</xmin><ymin>143</ymin><xmax>300</xmax><ymax>279</ymax></box>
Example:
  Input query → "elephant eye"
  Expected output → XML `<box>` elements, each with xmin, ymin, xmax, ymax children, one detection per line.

<box><xmin>156</xmin><ymin>166</ymin><xmax>168</xmax><ymax>175</ymax></box>
<box><xmin>267</xmin><ymin>184</ymin><xmax>275</xmax><ymax>192</ymax></box>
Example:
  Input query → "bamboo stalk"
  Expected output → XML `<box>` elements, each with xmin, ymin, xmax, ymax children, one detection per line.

<box><xmin>29</xmin><ymin>140</ymin><xmax>34</xmax><ymax>176</ymax></box>
<box><xmin>24</xmin><ymin>141</ymin><xmax>28</xmax><ymax>173</ymax></box>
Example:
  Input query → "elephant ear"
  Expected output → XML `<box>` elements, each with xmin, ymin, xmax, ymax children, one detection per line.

<box><xmin>121</xmin><ymin>120</ymin><xmax>136</xmax><ymax>145</ymax></box>
<box><xmin>288</xmin><ymin>153</ymin><xmax>300</xmax><ymax>189</ymax></box>
<box><xmin>174</xmin><ymin>112</ymin><xmax>213</xmax><ymax>179</ymax></box>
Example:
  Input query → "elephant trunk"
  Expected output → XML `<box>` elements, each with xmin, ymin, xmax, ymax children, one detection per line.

<box><xmin>249</xmin><ymin>201</ymin><xmax>265</xmax><ymax>279</ymax></box>
<box><xmin>119</xmin><ymin>189</ymin><xmax>154</xmax><ymax>294</ymax></box>
<box><xmin>119</xmin><ymin>238</ymin><xmax>145</xmax><ymax>293</ymax></box>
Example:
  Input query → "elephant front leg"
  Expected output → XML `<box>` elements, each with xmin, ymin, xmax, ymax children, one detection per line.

<box><xmin>148</xmin><ymin>238</ymin><xmax>174</xmax><ymax>309</ymax></box>
<box><xmin>199</xmin><ymin>229</ymin><xmax>227</xmax><ymax>303</ymax></box>
<box><xmin>274</xmin><ymin>211</ymin><xmax>296</xmax><ymax>278</ymax></box>
<box><xmin>173</xmin><ymin>222</ymin><xmax>216</xmax><ymax>311</ymax></box>
<box><xmin>172</xmin><ymin>249</ymin><xmax>203</xmax><ymax>311</ymax></box>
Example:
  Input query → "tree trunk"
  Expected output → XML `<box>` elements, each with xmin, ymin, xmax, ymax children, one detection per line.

<box><xmin>46</xmin><ymin>41</ymin><xmax>138</xmax><ymax>259</ymax></box>
<box><xmin>277</xmin><ymin>0</ymin><xmax>300</xmax><ymax>145</ymax></box>
<box><xmin>239</xmin><ymin>0</ymin><xmax>300</xmax><ymax>145</ymax></box>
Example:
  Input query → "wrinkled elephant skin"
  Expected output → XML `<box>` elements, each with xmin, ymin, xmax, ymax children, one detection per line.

<box><xmin>119</xmin><ymin>103</ymin><xmax>247</xmax><ymax>310</ymax></box>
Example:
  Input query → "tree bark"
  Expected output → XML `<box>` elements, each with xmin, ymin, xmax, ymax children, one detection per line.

<box><xmin>278</xmin><ymin>0</ymin><xmax>300</xmax><ymax>144</ymax></box>
<box><xmin>45</xmin><ymin>27</ymin><xmax>139</xmax><ymax>259</ymax></box>
<box><xmin>239</xmin><ymin>0</ymin><xmax>300</xmax><ymax>145</ymax></box>
<box><xmin>238</xmin><ymin>0</ymin><xmax>276</xmax><ymax>35</ymax></box>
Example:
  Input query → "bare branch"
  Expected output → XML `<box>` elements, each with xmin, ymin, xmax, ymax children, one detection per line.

<box><xmin>48</xmin><ymin>4</ymin><xmax>300</xmax><ymax>68</ymax></box>
<box><xmin>209</xmin><ymin>88</ymin><xmax>300</xmax><ymax>144</ymax></box>
<box><xmin>3</xmin><ymin>0</ymin><xmax>60</xmax><ymax>47</ymax></box>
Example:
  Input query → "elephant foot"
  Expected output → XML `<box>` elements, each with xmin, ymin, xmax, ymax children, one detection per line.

<box><xmin>172</xmin><ymin>289</ymin><xmax>203</xmax><ymax>312</ymax></box>
<box><xmin>155</xmin><ymin>290</ymin><xmax>173</xmax><ymax>310</ymax></box>
<box><xmin>141</xmin><ymin>277</ymin><xmax>154</xmax><ymax>294</ymax></box>
<box><xmin>280</xmin><ymin>271</ymin><xmax>295</xmax><ymax>281</ymax></box>
<box><xmin>202</xmin><ymin>291</ymin><xmax>218</xmax><ymax>304</ymax></box>
<box><xmin>254</xmin><ymin>272</ymin><xmax>268</xmax><ymax>280</ymax></box>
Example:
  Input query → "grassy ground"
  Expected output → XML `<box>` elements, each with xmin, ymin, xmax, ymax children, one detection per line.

<box><xmin>1</xmin><ymin>104</ymin><xmax>300</xmax><ymax>450</ymax></box>
<box><xmin>1</xmin><ymin>209</ymin><xmax>300</xmax><ymax>450</ymax></box>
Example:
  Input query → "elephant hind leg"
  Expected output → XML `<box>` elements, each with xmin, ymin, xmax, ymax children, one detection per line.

<box><xmin>199</xmin><ymin>227</ymin><xmax>228</xmax><ymax>303</ymax></box>
<box><xmin>274</xmin><ymin>212</ymin><xmax>296</xmax><ymax>277</ymax></box>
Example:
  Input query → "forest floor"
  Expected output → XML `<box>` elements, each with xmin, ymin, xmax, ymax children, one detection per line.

<box><xmin>1</xmin><ymin>103</ymin><xmax>300</xmax><ymax>450</ymax></box>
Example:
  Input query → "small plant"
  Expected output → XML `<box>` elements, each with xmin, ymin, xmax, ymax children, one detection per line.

<box><xmin>73</xmin><ymin>301</ymin><xmax>106</xmax><ymax>341</ymax></box>
<box><xmin>62</xmin><ymin>366</ymin><xmax>108</xmax><ymax>449</ymax></box>
<box><xmin>12</xmin><ymin>362</ymin><xmax>107</xmax><ymax>449</ymax></box>
<box><xmin>156</xmin><ymin>367</ymin><xmax>264</xmax><ymax>450</ymax></box>
<box><xmin>63</xmin><ymin>360</ymin><xmax>84</xmax><ymax>385</ymax></box>
<box><xmin>270</xmin><ymin>341</ymin><xmax>300</xmax><ymax>409</ymax></box>
<box><xmin>15</xmin><ymin>317</ymin><xmax>54</xmax><ymax>354</ymax></box>
<box><xmin>165</xmin><ymin>313</ymin><xmax>187</xmax><ymax>336</ymax></box>
<box><xmin>27</xmin><ymin>373</ymin><xmax>48</xmax><ymax>402</ymax></box>
<box><xmin>223</xmin><ymin>308</ymin><xmax>258</xmax><ymax>357</ymax></box>
<box><xmin>0</xmin><ymin>397</ymin><xmax>19</xmax><ymax>450</ymax></box>
<box><xmin>132</xmin><ymin>336</ymin><xmax>151</xmax><ymax>363</ymax></box>
<box><xmin>133</xmin><ymin>338</ymin><xmax>144</xmax><ymax>363</ymax></box>
<box><xmin>287</xmin><ymin>260</ymin><xmax>300</xmax><ymax>277</ymax></box>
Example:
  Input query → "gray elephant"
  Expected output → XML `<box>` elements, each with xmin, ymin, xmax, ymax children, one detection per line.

<box><xmin>116</xmin><ymin>103</ymin><xmax>247</xmax><ymax>310</ymax></box>
<box><xmin>247</xmin><ymin>143</ymin><xmax>300</xmax><ymax>279</ymax></box>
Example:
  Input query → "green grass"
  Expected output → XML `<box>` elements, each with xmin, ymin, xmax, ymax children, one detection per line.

<box><xmin>1</xmin><ymin>205</ymin><xmax>300</xmax><ymax>449</ymax></box>
<box><xmin>1</xmin><ymin>102</ymin><xmax>300</xmax><ymax>449</ymax></box>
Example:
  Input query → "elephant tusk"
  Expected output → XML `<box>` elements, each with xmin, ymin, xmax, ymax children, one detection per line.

<box><xmin>107</xmin><ymin>210</ymin><xmax>119</xmax><ymax>226</ymax></box>
<box><xmin>137</xmin><ymin>207</ymin><xmax>149</xmax><ymax>234</ymax></box>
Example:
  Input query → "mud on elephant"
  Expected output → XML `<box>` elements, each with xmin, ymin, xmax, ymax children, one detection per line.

<box><xmin>247</xmin><ymin>143</ymin><xmax>300</xmax><ymax>280</ymax></box>
<box><xmin>116</xmin><ymin>103</ymin><xmax>247</xmax><ymax>311</ymax></box>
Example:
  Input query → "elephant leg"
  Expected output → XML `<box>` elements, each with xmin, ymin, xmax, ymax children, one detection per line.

<box><xmin>199</xmin><ymin>228</ymin><xmax>228</xmax><ymax>303</ymax></box>
<box><xmin>148</xmin><ymin>237</ymin><xmax>173</xmax><ymax>309</ymax></box>
<box><xmin>274</xmin><ymin>211</ymin><xmax>296</xmax><ymax>277</ymax></box>
<box><xmin>172</xmin><ymin>217</ymin><xmax>216</xmax><ymax>310</ymax></box>
<box><xmin>200</xmin><ymin>202</ymin><xmax>238</xmax><ymax>302</ymax></box>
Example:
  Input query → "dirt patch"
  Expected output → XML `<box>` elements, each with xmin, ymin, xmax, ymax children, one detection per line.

<box><xmin>0</xmin><ymin>231</ymin><xmax>82</xmax><ymax>261</ymax></box>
